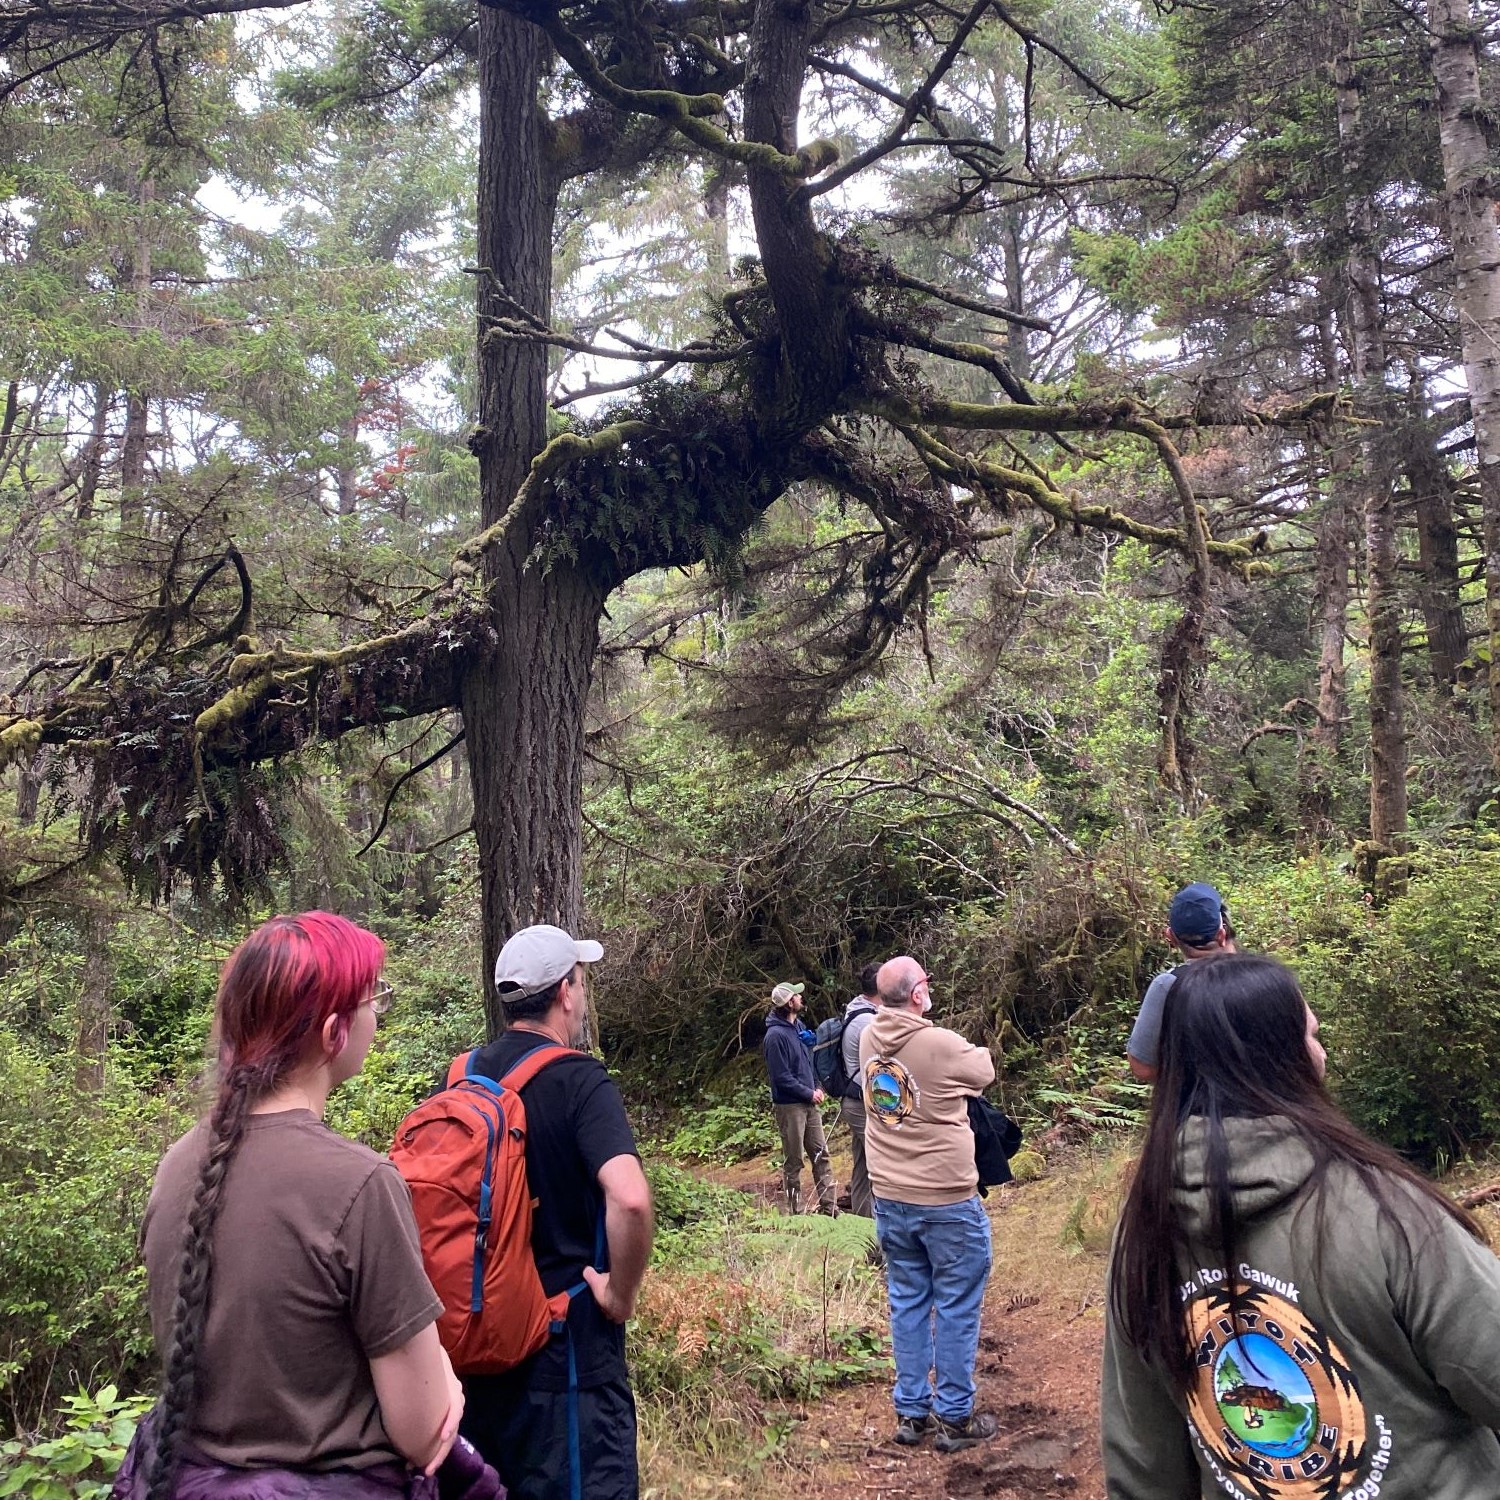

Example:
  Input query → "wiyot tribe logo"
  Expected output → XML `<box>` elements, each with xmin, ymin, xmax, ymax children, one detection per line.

<box><xmin>1180</xmin><ymin>1271</ymin><xmax>1388</xmax><ymax>1500</ymax></box>
<box><xmin>866</xmin><ymin>1056</ymin><xmax>919</xmax><ymax>1127</ymax></box>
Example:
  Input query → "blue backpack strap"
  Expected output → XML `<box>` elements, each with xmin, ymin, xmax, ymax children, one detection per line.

<box><xmin>560</xmin><ymin>1212</ymin><xmax>605</xmax><ymax>1500</ymax></box>
<box><xmin>446</xmin><ymin>1049</ymin><xmax>505</xmax><ymax>1094</ymax></box>
<box><xmin>500</xmin><ymin>1038</ymin><xmax>601</xmax><ymax>1500</ymax></box>
<box><xmin>497</xmin><ymin>1040</ymin><xmax>573</xmax><ymax>1091</ymax></box>
<box><xmin>566</xmin><ymin>1333</ymin><xmax>582</xmax><ymax>1500</ymax></box>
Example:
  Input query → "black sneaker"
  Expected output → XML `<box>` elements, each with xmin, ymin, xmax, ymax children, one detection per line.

<box><xmin>933</xmin><ymin>1412</ymin><xmax>999</xmax><ymax>1453</ymax></box>
<box><xmin>893</xmin><ymin>1413</ymin><xmax>938</xmax><ymax>1447</ymax></box>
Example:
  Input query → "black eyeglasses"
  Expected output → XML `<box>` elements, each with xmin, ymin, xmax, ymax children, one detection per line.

<box><xmin>368</xmin><ymin>979</ymin><xmax>394</xmax><ymax>1016</ymax></box>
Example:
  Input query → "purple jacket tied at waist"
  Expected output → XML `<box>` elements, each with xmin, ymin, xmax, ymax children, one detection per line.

<box><xmin>113</xmin><ymin>1415</ymin><xmax>503</xmax><ymax>1500</ymax></box>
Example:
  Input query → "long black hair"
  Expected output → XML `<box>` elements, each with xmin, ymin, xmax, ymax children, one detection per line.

<box><xmin>1111</xmin><ymin>952</ymin><xmax>1481</xmax><ymax>1392</ymax></box>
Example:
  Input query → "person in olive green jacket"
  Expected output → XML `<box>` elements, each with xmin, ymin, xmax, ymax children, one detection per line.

<box><xmin>1102</xmin><ymin>953</ymin><xmax>1500</xmax><ymax>1500</ymax></box>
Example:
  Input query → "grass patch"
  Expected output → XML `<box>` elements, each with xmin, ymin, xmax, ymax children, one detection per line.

<box><xmin>633</xmin><ymin>1161</ymin><xmax>887</xmax><ymax>1499</ymax></box>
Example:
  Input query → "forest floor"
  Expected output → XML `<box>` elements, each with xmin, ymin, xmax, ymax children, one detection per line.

<box><xmin>664</xmin><ymin>1132</ymin><xmax>1500</xmax><ymax>1500</ymax></box>
<box><xmin>696</xmin><ymin>1136</ymin><xmax>1131</xmax><ymax>1500</ymax></box>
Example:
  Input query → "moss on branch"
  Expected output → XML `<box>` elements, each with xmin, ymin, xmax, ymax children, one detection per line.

<box><xmin>454</xmin><ymin>420</ymin><xmax>654</xmax><ymax>572</ymax></box>
<box><xmin>0</xmin><ymin>718</ymin><xmax>42</xmax><ymax>773</ymax></box>
<box><xmin>889</xmin><ymin>418</ymin><xmax>1256</xmax><ymax>569</ymax></box>
<box><xmin>529</xmin><ymin>8</ymin><xmax>836</xmax><ymax>178</ymax></box>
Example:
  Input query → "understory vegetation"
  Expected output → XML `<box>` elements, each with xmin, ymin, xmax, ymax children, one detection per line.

<box><xmin>8</xmin><ymin>0</ymin><xmax>1500</xmax><ymax>1491</ymax></box>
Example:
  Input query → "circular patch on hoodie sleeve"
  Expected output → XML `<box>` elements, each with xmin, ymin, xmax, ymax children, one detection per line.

<box><xmin>1184</xmin><ymin>1281</ymin><xmax>1369</xmax><ymax>1499</ymax></box>
<box><xmin>865</xmin><ymin>1056</ymin><xmax>919</xmax><ymax>1127</ymax></box>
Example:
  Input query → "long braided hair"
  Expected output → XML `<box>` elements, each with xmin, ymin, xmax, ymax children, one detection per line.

<box><xmin>143</xmin><ymin>912</ymin><xmax>384</xmax><ymax>1500</ymax></box>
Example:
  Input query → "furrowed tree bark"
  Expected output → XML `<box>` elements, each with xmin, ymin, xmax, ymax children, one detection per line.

<box><xmin>1335</xmin><ymin>1</ymin><xmax>1407</xmax><ymax>848</ymax></box>
<box><xmin>119</xmin><ymin>177</ymin><xmax>154</xmax><ymax>536</ymax></box>
<box><xmin>464</xmin><ymin>10</ymin><xmax>611</xmax><ymax>1036</ymax></box>
<box><xmin>1312</xmin><ymin>301</ymin><xmax>1352</xmax><ymax>780</ymax></box>
<box><xmin>1429</xmin><ymin>0</ymin><xmax>1500</xmax><ymax>769</ymax></box>
<box><xmin>1154</xmin><ymin>437</ymin><xmax>1212</xmax><ymax>806</ymax></box>
<box><xmin>743</xmin><ymin>0</ymin><xmax>851</xmax><ymax>439</ymax></box>
<box><xmin>1403</xmin><ymin>423</ymin><xmax>1467</xmax><ymax>691</ymax></box>
<box><xmin>73</xmin><ymin>907</ymin><xmax>114</xmax><ymax>1091</ymax></box>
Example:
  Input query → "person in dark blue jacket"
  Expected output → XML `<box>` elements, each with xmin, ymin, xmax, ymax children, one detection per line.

<box><xmin>763</xmin><ymin>981</ymin><xmax>837</xmax><ymax>1215</ymax></box>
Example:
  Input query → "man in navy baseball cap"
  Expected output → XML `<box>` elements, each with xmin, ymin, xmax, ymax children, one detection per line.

<box><xmin>1126</xmin><ymin>882</ymin><xmax>1236</xmax><ymax>1082</ymax></box>
<box><xmin>1166</xmin><ymin>882</ymin><xmax>1229</xmax><ymax>947</ymax></box>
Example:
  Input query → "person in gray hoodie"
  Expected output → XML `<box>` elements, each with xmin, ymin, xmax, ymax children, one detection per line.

<box><xmin>1102</xmin><ymin>953</ymin><xmax>1500</xmax><ymax>1500</ymax></box>
<box><xmin>839</xmin><ymin>963</ymin><xmax>881</xmax><ymax>1218</ymax></box>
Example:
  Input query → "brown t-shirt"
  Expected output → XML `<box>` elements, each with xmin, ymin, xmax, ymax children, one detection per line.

<box><xmin>142</xmin><ymin>1109</ymin><xmax>442</xmax><ymax>1471</ymax></box>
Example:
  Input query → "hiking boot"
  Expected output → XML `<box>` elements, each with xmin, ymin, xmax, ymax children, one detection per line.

<box><xmin>818</xmin><ymin>1202</ymin><xmax>840</xmax><ymax>1218</ymax></box>
<box><xmin>893</xmin><ymin>1413</ymin><xmax>938</xmax><ymax>1447</ymax></box>
<box><xmin>785</xmin><ymin>1185</ymin><xmax>802</xmax><ymax>1216</ymax></box>
<box><xmin>933</xmin><ymin>1412</ymin><xmax>999</xmax><ymax>1454</ymax></box>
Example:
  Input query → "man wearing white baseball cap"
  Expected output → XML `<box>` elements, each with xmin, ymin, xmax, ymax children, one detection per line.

<box><xmin>459</xmin><ymin>924</ymin><xmax>654</xmax><ymax>1500</ymax></box>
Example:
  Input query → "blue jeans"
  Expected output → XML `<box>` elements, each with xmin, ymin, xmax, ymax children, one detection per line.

<box><xmin>873</xmin><ymin>1195</ymin><xmax>993</xmax><ymax>1422</ymax></box>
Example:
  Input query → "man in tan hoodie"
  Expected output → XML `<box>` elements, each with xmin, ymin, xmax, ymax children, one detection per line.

<box><xmin>859</xmin><ymin>956</ymin><xmax>998</xmax><ymax>1454</ymax></box>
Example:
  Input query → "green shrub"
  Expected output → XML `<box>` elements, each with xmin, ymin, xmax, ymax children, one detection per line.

<box><xmin>324</xmin><ymin>921</ymin><xmax>487</xmax><ymax>1152</ymax></box>
<box><xmin>0</xmin><ymin>1033</ymin><xmax>188</xmax><ymax>1430</ymax></box>
<box><xmin>645</xmin><ymin>1161</ymin><xmax>752</xmax><ymax>1263</ymax></box>
<box><xmin>0</xmin><ymin>1386</ymin><xmax>152</xmax><ymax>1500</ymax></box>
<box><xmin>664</xmin><ymin>1101</ymin><xmax>780</xmax><ymax>1165</ymax></box>
<box><xmin>1299</xmin><ymin>848</ymin><xmax>1500</xmax><ymax>1164</ymax></box>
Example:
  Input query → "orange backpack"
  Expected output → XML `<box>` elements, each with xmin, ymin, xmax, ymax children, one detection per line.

<box><xmin>391</xmin><ymin>1045</ymin><xmax>578</xmax><ymax>1375</ymax></box>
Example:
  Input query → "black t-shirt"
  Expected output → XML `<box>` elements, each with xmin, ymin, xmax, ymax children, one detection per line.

<box><xmin>459</xmin><ymin>1030</ymin><xmax>639</xmax><ymax>1393</ymax></box>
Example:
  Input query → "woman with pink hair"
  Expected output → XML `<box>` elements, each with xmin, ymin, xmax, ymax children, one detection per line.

<box><xmin>117</xmin><ymin>912</ymin><xmax>480</xmax><ymax>1500</ymax></box>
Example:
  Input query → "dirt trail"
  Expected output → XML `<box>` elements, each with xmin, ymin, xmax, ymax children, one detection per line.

<box><xmin>789</xmin><ymin>1215</ymin><xmax>1108</xmax><ymax>1499</ymax></box>
<box><xmin>715</xmin><ymin>1150</ymin><xmax>1120</xmax><ymax>1499</ymax></box>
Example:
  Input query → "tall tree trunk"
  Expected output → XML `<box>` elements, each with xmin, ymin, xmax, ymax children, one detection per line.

<box><xmin>1335</xmin><ymin>2</ymin><xmax>1407</xmax><ymax>848</ymax></box>
<box><xmin>1154</xmin><ymin>439</ymin><xmax>1211</xmax><ymax>805</ymax></box>
<box><xmin>1312</xmin><ymin>303</ymin><xmax>1352</xmax><ymax>765</ymax></box>
<box><xmin>336</xmin><ymin>409</ymin><xmax>361</xmax><ymax>519</ymax></box>
<box><xmin>463</xmin><ymin>11</ymin><xmax>612</xmax><ymax>1035</ymax></box>
<box><xmin>704</xmin><ymin>164</ymin><xmax>731</xmax><ymax>282</ymax></box>
<box><xmin>74</xmin><ymin>908</ymin><xmax>114</xmax><ymax>1092</ymax></box>
<box><xmin>988</xmin><ymin>66</ymin><xmax>1031</xmax><ymax>380</ymax></box>
<box><xmin>1429</xmin><ymin>0</ymin><xmax>1500</xmax><ymax>768</ymax></box>
<box><xmin>119</xmin><ymin>391</ymin><xmax>149</xmax><ymax>533</ymax></box>
<box><xmin>1403</xmin><ymin>423</ymin><xmax>1467</xmax><ymax>691</ymax></box>
<box><xmin>119</xmin><ymin>179</ymin><xmax>155</xmax><ymax>536</ymax></box>
<box><xmin>742</xmin><ymin>0</ymin><xmax>850</xmax><ymax>440</ymax></box>
<box><xmin>1313</xmin><ymin>490</ymin><xmax>1352</xmax><ymax>748</ymax></box>
<box><xmin>76</xmin><ymin>385</ymin><xmax>109</xmax><ymax>523</ymax></box>
<box><xmin>1001</xmin><ymin>210</ymin><xmax>1030</xmax><ymax>381</ymax></box>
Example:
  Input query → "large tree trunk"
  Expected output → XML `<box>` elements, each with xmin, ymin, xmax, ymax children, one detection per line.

<box><xmin>1312</xmin><ymin>301</ymin><xmax>1352</xmax><ymax>772</ymax></box>
<box><xmin>1403</xmin><ymin>423</ymin><xmax>1467</xmax><ymax>691</ymax></box>
<box><xmin>1335</xmin><ymin>2</ymin><xmax>1407</xmax><ymax>848</ymax></box>
<box><xmin>74</xmin><ymin>908</ymin><xmax>114</xmax><ymax>1091</ymax></box>
<box><xmin>119</xmin><ymin>178</ymin><xmax>154</xmax><ymax>536</ymax></box>
<box><xmin>460</xmin><ymin>1</ymin><xmax>854</xmax><ymax>1033</ymax></box>
<box><xmin>1313</xmin><ymin>491</ymin><xmax>1352</xmax><ymax>745</ymax></box>
<box><xmin>463</xmin><ymin>11</ymin><xmax>612</xmax><ymax>1035</ymax></box>
<box><xmin>742</xmin><ymin>0</ymin><xmax>850</xmax><ymax>440</ymax></box>
<box><xmin>1429</xmin><ymin>0</ymin><xmax>1500</xmax><ymax>767</ymax></box>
